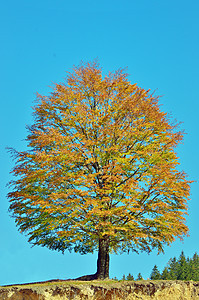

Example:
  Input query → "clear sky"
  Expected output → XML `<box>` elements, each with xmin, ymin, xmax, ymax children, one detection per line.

<box><xmin>0</xmin><ymin>0</ymin><xmax>198</xmax><ymax>285</ymax></box>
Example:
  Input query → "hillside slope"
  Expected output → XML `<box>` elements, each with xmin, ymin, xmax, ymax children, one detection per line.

<box><xmin>0</xmin><ymin>280</ymin><xmax>199</xmax><ymax>299</ymax></box>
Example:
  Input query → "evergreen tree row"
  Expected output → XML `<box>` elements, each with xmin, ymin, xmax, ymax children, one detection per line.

<box><xmin>150</xmin><ymin>251</ymin><xmax>199</xmax><ymax>281</ymax></box>
<box><xmin>112</xmin><ymin>272</ymin><xmax>143</xmax><ymax>281</ymax></box>
<box><xmin>113</xmin><ymin>252</ymin><xmax>199</xmax><ymax>281</ymax></box>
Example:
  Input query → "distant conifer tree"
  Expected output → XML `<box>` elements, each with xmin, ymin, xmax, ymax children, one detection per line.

<box><xmin>112</xmin><ymin>276</ymin><xmax>118</xmax><ymax>280</ymax></box>
<box><xmin>150</xmin><ymin>265</ymin><xmax>161</xmax><ymax>280</ymax></box>
<box><xmin>161</xmin><ymin>267</ymin><xmax>170</xmax><ymax>280</ymax></box>
<box><xmin>122</xmin><ymin>274</ymin><xmax>126</xmax><ymax>280</ymax></box>
<box><xmin>126</xmin><ymin>273</ymin><xmax>134</xmax><ymax>280</ymax></box>
<box><xmin>189</xmin><ymin>253</ymin><xmax>199</xmax><ymax>281</ymax></box>
<box><xmin>177</xmin><ymin>251</ymin><xmax>189</xmax><ymax>280</ymax></box>
<box><xmin>167</xmin><ymin>257</ymin><xmax>178</xmax><ymax>279</ymax></box>
<box><xmin>136</xmin><ymin>273</ymin><xmax>143</xmax><ymax>280</ymax></box>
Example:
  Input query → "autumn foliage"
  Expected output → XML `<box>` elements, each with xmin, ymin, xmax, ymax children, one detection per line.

<box><xmin>8</xmin><ymin>61</ymin><xmax>191</xmax><ymax>279</ymax></box>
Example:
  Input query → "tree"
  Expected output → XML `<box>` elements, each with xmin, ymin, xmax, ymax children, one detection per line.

<box><xmin>126</xmin><ymin>273</ymin><xmax>134</xmax><ymax>280</ymax></box>
<box><xmin>150</xmin><ymin>265</ymin><xmax>161</xmax><ymax>280</ymax></box>
<box><xmin>167</xmin><ymin>257</ymin><xmax>178</xmax><ymax>280</ymax></box>
<box><xmin>161</xmin><ymin>267</ymin><xmax>170</xmax><ymax>280</ymax></box>
<box><xmin>136</xmin><ymin>273</ymin><xmax>143</xmax><ymax>280</ymax></box>
<box><xmin>177</xmin><ymin>251</ymin><xmax>188</xmax><ymax>280</ymax></box>
<box><xmin>112</xmin><ymin>276</ymin><xmax>118</xmax><ymax>281</ymax></box>
<box><xmin>7</xmin><ymin>61</ymin><xmax>192</xmax><ymax>280</ymax></box>
<box><xmin>189</xmin><ymin>253</ymin><xmax>199</xmax><ymax>281</ymax></box>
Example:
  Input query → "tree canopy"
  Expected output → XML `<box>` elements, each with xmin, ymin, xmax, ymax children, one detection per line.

<box><xmin>7</xmin><ymin>61</ymin><xmax>191</xmax><ymax>279</ymax></box>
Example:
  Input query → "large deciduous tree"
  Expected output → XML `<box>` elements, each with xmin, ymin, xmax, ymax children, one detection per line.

<box><xmin>8</xmin><ymin>61</ymin><xmax>191</xmax><ymax>280</ymax></box>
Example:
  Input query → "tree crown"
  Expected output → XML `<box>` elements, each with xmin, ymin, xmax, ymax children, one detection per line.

<box><xmin>8</xmin><ymin>61</ymin><xmax>191</xmax><ymax>256</ymax></box>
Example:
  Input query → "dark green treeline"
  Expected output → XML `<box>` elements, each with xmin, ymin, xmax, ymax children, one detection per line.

<box><xmin>150</xmin><ymin>251</ymin><xmax>199</xmax><ymax>281</ymax></box>
<box><xmin>114</xmin><ymin>252</ymin><xmax>199</xmax><ymax>281</ymax></box>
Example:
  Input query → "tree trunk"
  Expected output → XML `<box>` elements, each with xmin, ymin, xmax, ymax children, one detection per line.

<box><xmin>75</xmin><ymin>237</ymin><xmax>110</xmax><ymax>281</ymax></box>
<box><xmin>96</xmin><ymin>237</ymin><xmax>110</xmax><ymax>279</ymax></box>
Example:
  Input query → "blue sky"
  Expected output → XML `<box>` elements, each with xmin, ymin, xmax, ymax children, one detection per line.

<box><xmin>0</xmin><ymin>0</ymin><xmax>198</xmax><ymax>285</ymax></box>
